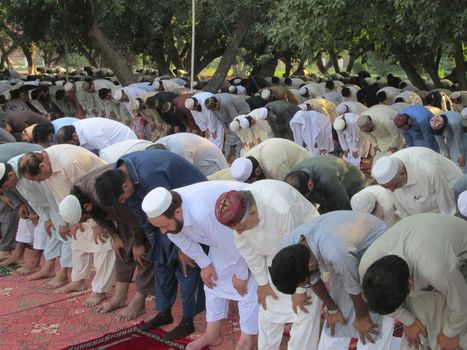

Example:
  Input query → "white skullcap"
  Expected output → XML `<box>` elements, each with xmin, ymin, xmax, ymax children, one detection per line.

<box><xmin>298</xmin><ymin>86</ymin><xmax>308</xmax><ymax>96</ymax></box>
<box><xmin>230</xmin><ymin>120</ymin><xmax>240</xmax><ymax>132</ymax></box>
<box><xmin>336</xmin><ymin>104</ymin><xmax>349</xmax><ymax>115</ymax></box>
<box><xmin>333</xmin><ymin>118</ymin><xmax>346</xmax><ymax>132</ymax></box>
<box><xmin>232</xmin><ymin>78</ymin><xmax>242</xmax><ymax>85</ymax></box>
<box><xmin>184</xmin><ymin>98</ymin><xmax>195</xmax><ymax>109</ymax></box>
<box><xmin>130</xmin><ymin>99</ymin><xmax>140</xmax><ymax>111</ymax></box>
<box><xmin>141</xmin><ymin>187</ymin><xmax>172</xmax><ymax>218</ymax></box>
<box><xmin>457</xmin><ymin>191</ymin><xmax>467</xmax><ymax>217</ymax></box>
<box><xmin>228</xmin><ymin>85</ymin><xmax>236</xmax><ymax>93</ymax></box>
<box><xmin>113</xmin><ymin>89</ymin><xmax>123</xmax><ymax>101</ymax></box>
<box><xmin>64</xmin><ymin>82</ymin><xmax>74</xmax><ymax>92</ymax></box>
<box><xmin>351</xmin><ymin>191</ymin><xmax>376</xmax><ymax>213</ymax></box>
<box><xmin>298</xmin><ymin>103</ymin><xmax>307</xmax><ymax>111</ymax></box>
<box><xmin>231</xmin><ymin>157</ymin><xmax>253</xmax><ymax>182</ymax></box>
<box><xmin>0</xmin><ymin>163</ymin><xmax>5</xmax><ymax>180</ymax></box>
<box><xmin>261</xmin><ymin>89</ymin><xmax>271</xmax><ymax>100</ymax></box>
<box><xmin>450</xmin><ymin>91</ymin><xmax>461</xmax><ymax>100</ymax></box>
<box><xmin>59</xmin><ymin>195</ymin><xmax>82</xmax><ymax>225</ymax></box>
<box><xmin>372</xmin><ymin>156</ymin><xmax>400</xmax><ymax>185</ymax></box>
<box><xmin>250</xmin><ymin>107</ymin><xmax>268</xmax><ymax>120</ymax></box>
<box><xmin>239</xmin><ymin>117</ymin><xmax>250</xmax><ymax>129</ymax></box>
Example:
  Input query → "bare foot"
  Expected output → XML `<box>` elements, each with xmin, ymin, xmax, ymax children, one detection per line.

<box><xmin>84</xmin><ymin>292</ymin><xmax>106</xmax><ymax>307</ymax></box>
<box><xmin>234</xmin><ymin>334</ymin><xmax>255</xmax><ymax>350</ymax></box>
<box><xmin>0</xmin><ymin>251</ymin><xmax>10</xmax><ymax>260</ymax></box>
<box><xmin>186</xmin><ymin>332</ymin><xmax>222</xmax><ymax>350</ymax></box>
<box><xmin>116</xmin><ymin>297</ymin><xmax>146</xmax><ymax>321</ymax></box>
<box><xmin>28</xmin><ymin>269</ymin><xmax>55</xmax><ymax>281</ymax></box>
<box><xmin>0</xmin><ymin>254</ymin><xmax>23</xmax><ymax>267</ymax></box>
<box><xmin>55</xmin><ymin>280</ymin><xmax>88</xmax><ymax>294</ymax></box>
<box><xmin>11</xmin><ymin>265</ymin><xmax>40</xmax><ymax>276</ymax></box>
<box><xmin>45</xmin><ymin>274</ymin><xmax>69</xmax><ymax>289</ymax></box>
<box><xmin>94</xmin><ymin>295</ymin><xmax>128</xmax><ymax>314</ymax></box>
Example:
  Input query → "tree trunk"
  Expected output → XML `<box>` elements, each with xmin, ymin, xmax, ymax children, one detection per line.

<box><xmin>86</xmin><ymin>22</ymin><xmax>135</xmax><ymax>85</ymax></box>
<box><xmin>454</xmin><ymin>40</ymin><xmax>467</xmax><ymax>90</ymax></box>
<box><xmin>22</xmin><ymin>45</ymin><xmax>36</xmax><ymax>75</ymax></box>
<box><xmin>250</xmin><ymin>57</ymin><xmax>278</xmax><ymax>81</ymax></box>
<box><xmin>203</xmin><ymin>6</ymin><xmax>258</xmax><ymax>93</ymax></box>
<box><xmin>423</xmin><ymin>62</ymin><xmax>441</xmax><ymax>88</ymax></box>
<box><xmin>316</xmin><ymin>51</ymin><xmax>332</xmax><ymax>74</ymax></box>
<box><xmin>292</xmin><ymin>59</ymin><xmax>306</xmax><ymax>76</ymax></box>
<box><xmin>78</xmin><ymin>43</ymin><xmax>98</xmax><ymax>67</ymax></box>
<box><xmin>399</xmin><ymin>59</ymin><xmax>427</xmax><ymax>90</ymax></box>
<box><xmin>329</xmin><ymin>50</ymin><xmax>340</xmax><ymax>73</ymax></box>
<box><xmin>283</xmin><ymin>55</ymin><xmax>292</xmax><ymax>77</ymax></box>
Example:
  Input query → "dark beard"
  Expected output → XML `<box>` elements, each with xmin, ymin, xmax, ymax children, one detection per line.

<box><xmin>171</xmin><ymin>218</ymin><xmax>184</xmax><ymax>234</ymax></box>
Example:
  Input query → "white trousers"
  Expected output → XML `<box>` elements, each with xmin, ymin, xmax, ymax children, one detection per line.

<box><xmin>318</xmin><ymin>316</ymin><xmax>401</xmax><ymax>350</ymax></box>
<box><xmin>258</xmin><ymin>281</ymin><xmax>322</xmax><ymax>350</ymax></box>
<box><xmin>15</xmin><ymin>218</ymin><xmax>35</xmax><ymax>244</ymax></box>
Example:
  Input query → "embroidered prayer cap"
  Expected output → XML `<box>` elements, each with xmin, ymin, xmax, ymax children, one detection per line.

<box><xmin>356</xmin><ymin>114</ymin><xmax>371</xmax><ymax>128</ymax></box>
<box><xmin>231</xmin><ymin>157</ymin><xmax>253</xmax><ymax>182</ymax></box>
<box><xmin>23</xmin><ymin>124</ymin><xmax>37</xmax><ymax>139</ymax></box>
<box><xmin>393</xmin><ymin>113</ymin><xmax>410</xmax><ymax>129</ymax></box>
<box><xmin>59</xmin><ymin>195</ymin><xmax>82</xmax><ymax>225</ymax></box>
<box><xmin>215</xmin><ymin>190</ymin><xmax>248</xmax><ymax>227</ymax></box>
<box><xmin>429</xmin><ymin>115</ymin><xmax>445</xmax><ymax>130</ymax></box>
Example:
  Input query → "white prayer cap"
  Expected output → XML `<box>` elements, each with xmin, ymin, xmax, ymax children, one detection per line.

<box><xmin>372</xmin><ymin>156</ymin><xmax>400</xmax><ymax>185</ymax></box>
<box><xmin>260</xmin><ymin>89</ymin><xmax>271</xmax><ymax>100</ymax></box>
<box><xmin>298</xmin><ymin>103</ymin><xmax>307</xmax><ymax>111</ymax></box>
<box><xmin>59</xmin><ymin>195</ymin><xmax>82</xmax><ymax>225</ymax></box>
<box><xmin>450</xmin><ymin>91</ymin><xmax>461</xmax><ymax>100</ymax></box>
<box><xmin>0</xmin><ymin>163</ymin><xmax>6</xmax><ymax>180</ymax></box>
<box><xmin>131</xmin><ymin>99</ymin><xmax>140</xmax><ymax>111</ymax></box>
<box><xmin>184</xmin><ymin>98</ymin><xmax>195</xmax><ymax>110</ymax></box>
<box><xmin>142</xmin><ymin>187</ymin><xmax>172</xmax><ymax>218</ymax></box>
<box><xmin>336</xmin><ymin>104</ymin><xmax>349</xmax><ymax>115</ymax></box>
<box><xmin>231</xmin><ymin>157</ymin><xmax>253</xmax><ymax>182</ymax></box>
<box><xmin>249</xmin><ymin>107</ymin><xmax>268</xmax><ymax>120</ymax></box>
<box><xmin>228</xmin><ymin>85</ymin><xmax>236</xmax><ymax>93</ymax></box>
<box><xmin>457</xmin><ymin>191</ymin><xmax>467</xmax><ymax>217</ymax></box>
<box><xmin>239</xmin><ymin>117</ymin><xmax>250</xmax><ymax>129</ymax></box>
<box><xmin>64</xmin><ymin>82</ymin><xmax>74</xmax><ymax>92</ymax></box>
<box><xmin>351</xmin><ymin>191</ymin><xmax>376</xmax><ymax>213</ymax></box>
<box><xmin>230</xmin><ymin>120</ymin><xmax>240</xmax><ymax>132</ymax></box>
<box><xmin>333</xmin><ymin>118</ymin><xmax>346</xmax><ymax>132</ymax></box>
<box><xmin>113</xmin><ymin>89</ymin><xmax>123</xmax><ymax>101</ymax></box>
<box><xmin>232</xmin><ymin>78</ymin><xmax>242</xmax><ymax>85</ymax></box>
<box><xmin>298</xmin><ymin>86</ymin><xmax>308</xmax><ymax>96</ymax></box>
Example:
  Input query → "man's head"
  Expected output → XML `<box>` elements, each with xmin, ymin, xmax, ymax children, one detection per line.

<box><xmin>215</xmin><ymin>190</ymin><xmax>259</xmax><ymax>234</ymax></box>
<box><xmin>362</xmin><ymin>255</ymin><xmax>410</xmax><ymax>315</ymax></box>
<box><xmin>371</xmin><ymin>156</ymin><xmax>407</xmax><ymax>192</ymax></box>
<box><xmin>184</xmin><ymin>97</ymin><xmax>201</xmax><ymax>112</ymax></box>
<box><xmin>32</xmin><ymin>121</ymin><xmax>54</xmax><ymax>147</ymax></box>
<box><xmin>269</xmin><ymin>242</ymin><xmax>318</xmax><ymax>294</ymax></box>
<box><xmin>142</xmin><ymin>187</ymin><xmax>184</xmax><ymax>234</ymax></box>
<box><xmin>21</xmin><ymin>124</ymin><xmax>37</xmax><ymax>143</ymax></box>
<box><xmin>18</xmin><ymin>152</ymin><xmax>53</xmax><ymax>182</ymax></box>
<box><xmin>0</xmin><ymin>162</ymin><xmax>18</xmax><ymax>190</ymax></box>
<box><xmin>64</xmin><ymin>82</ymin><xmax>75</xmax><ymax>96</ymax></box>
<box><xmin>56</xmin><ymin>125</ymin><xmax>79</xmax><ymax>145</ymax></box>
<box><xmin>95</xmin><ymin>168</ymin><xmax>133</xmax><ymax>206</ymax></box>
<box><xmin>83</xmin><ymin>78</ymin><xmax>95</xmax><ymax>93</ymax></box>
<box><xmin>204</xmin><ymin>97</ymin><xmax>220</xmax><ymax>111</ymax></box>
<box><xmin>113</xmin><ymin>89</ymin><xmax>128</xmax><ymax>103</ymax></box>
<box><xmin>429</xmin><ymin>114</ymin><xmax>448</xmax><ymax>135</ymax></box>
<box><xmin>356</xmin><ymin>115</ymin><xmax>375</xmax><ymax>133</ymax></box>
<box><xmin>38</xmin><ymin>85</ymin><xmax>49</xmax><ymax>98</ymax></box>
<box><xmin>284</xmin><ymin>170</ymin><xmax>313</xmax><ymax>198</ymax></box>
<box><xmin>230</xmin><ymin>156</ymin><xmax>265</xmax><ymax>183</ymax></box>
<box><xmin>59</xmin><ymin>186</ymin><xmax>107</xmax><ymax>225</ymax></box>
<box><xmin>377</xmin><ymin>91</ymin><xmax>389</xmax><ymax>104</ymax></box>
<box><xmin>393</xmin><ymin>113</ymin><xmax>411</xmax><ymax>130</ymax></box>
<box><xmin>333</xmin><ymin>117</ymin><xmax>347</xmax><ymax>132</ymax></box>
<box><xmin>98</xmin><ymin>88</ymin><xmax>112</xmax><ymax>101</ymax></box>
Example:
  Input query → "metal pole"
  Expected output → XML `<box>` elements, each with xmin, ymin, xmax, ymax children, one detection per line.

<box><xmin>190</xmin><ymin>0</ymin><xmax>195</xmax><ymax>91</ymax></box>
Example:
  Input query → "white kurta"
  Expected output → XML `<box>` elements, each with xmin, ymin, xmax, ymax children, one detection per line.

<box><xmin>335</xmin><ymin>113</ymin><xmax>369</xmax><ymax>167</ymax></box>
<box><xmin>73</xmin><ymin>117</ymin><xmax>137</xmax><ymax>151</ymax></box>
<box><xmin>352</xmin><ymin>185</ymin><xmax>399</xmax><ymax>226</ymax></box>
<box><xmin>155</xmin><ymin>133</ymin><xmax>228</xmax><ymax>176</ymax></box>
<box><xmin>233</xmin><ymin>180</ymin><xmax>322</xmax><ymax>350</ymax></box>
<box><xmin>389</xmin><ymin>147</ymin><xmax>462</xmax><ymax>217</ymax></box>
<box><xmin>99</xmin><ymin>139</ymin><xmax>153</xmax><ymax>163</ymax></box>
<box><xmin>336</xmin><ymin>101</ymin><xmax>368</xmax><ymax>116</ymax></box>
<box><xmin>358</xmin><ymin>214</ymin><xmax>467</xmax><ymax>349</ymax></box>
<box><xmin>167</xmin><ymin>181</ymin><xmax>258</xmax><ymax>333</ymax></box>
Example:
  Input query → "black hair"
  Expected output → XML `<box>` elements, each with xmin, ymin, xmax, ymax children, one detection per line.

<box><xmin>399</xmin><ymin>82</ymin><xmax>407</xmax><ymax>89</ymax></box>
<box><xmin>284</xmin><ymin>170</ymin><xmax>310</xmax><ymax>196</ymax></box>
<box><xmin>163</xmin><ymin>191</ymin><xmax>183</xmax><ymax>219</ymax></box>
<box><xmin>341</xmin><ymin>86</ymin><xmax>351</xmax><ymax>97</ymax></box>
<box><xmin>284</xmin><ymin>77</ymin><xmax>292</xmax><ymax>86</ymax></box>
<box><xmin>98</xmin><ymin>88</ymin><xmax>111</xmax><ymax>100</ymax></box>
<box><xmin>325</xmin><ymin>80</ymin><xmax>334</xmax><ymax>90</ymax></box>
<box><xmin>394</xmin><ymin>97</ymin><xmax>404</xmax><ymax>103</ymax></box>
<box><xmin>145</xmin><ymin>143</ymin><xmax>167</xmax><ymax>151</ymax></box>
<box><xmin>271</xmin><ymin>76</ymin><xmax>280</xmax><ymax>85</ymax></box>
<box><xmin>0</xmin><ymin>162</ymin><xmax>13</xmax><ymax>188</ymax></box>
<box><xmin>269</xmin><ymin>243</ymin><xmax>311</xmax><ymax>294</ymax></box>
<box><xmin>30</xmin><ymin>89</ymin><xmax>40</xmax><ymax>100</ymax></box>
<box><xmin>362</xmin><ymin>255</ymin><xmax>410</xmax><ymax>315</ymax></box>
<box><xmin>18</xmin><ymin>152</ymin><xmax>43</xmax><ymax>177</ymax></box>
<box><xmin>146</xmin><ymin>95</ymin><xmax>157</xmax><ymax>109</ymax></box>
<box><xmin>69</xmin><ymin>185</ymin><xmax>107</xmax><ymax>221</ymax></box>
<box><xmin>95</xmin><ymin>169</ymin><xmax>126</xmax><ymax>207</ymax></box>
<box><xmin>32</xmin><ymin>121</ymin><xmax>54</xmax><ymax>144</ymax></box>
<box><xmin>245</xmin><ymin>156</ymin><xmax>260</xmax><ymax>181</ymax></box>
<box><xmin>56</xmin><ymin>125</ymin><xmax>76</xmax><ymax>144</ymax></box>
<box><xmin>377</xmin><ymin>91</ymin><xmax>388</xmax><ymax>103</ymax></box>
<box><xmin>55</xmin><ymin>89</ymin><xmax>65</xmax><ymax>100</ymax></box>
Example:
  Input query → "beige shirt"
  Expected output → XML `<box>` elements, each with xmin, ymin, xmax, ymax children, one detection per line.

<box><xmin>245</xmin><ymin>138</ymin><xmax>311</xmax><ymax>181</ymax></box>
<box><xmin>358</xmin><ymin>213</ymin><xmax>467</xmax><ymax>338</ymax></box>
<box><xmin>390</xmin><ymin>147</ymin><xmax>462</xmax><ymax>217</ymax></box>
<box><xmin>45</xmin><ymin>144</ymin><xmax>107</xmax><ymax>205</ymax></box>
<box><xmin>233</xmin><ymin>180</ymin><xmax>319</xmax><ymax>286</ymax></box>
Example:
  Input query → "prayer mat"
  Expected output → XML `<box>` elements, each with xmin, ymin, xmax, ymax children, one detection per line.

<box><xmin>64</xmin><ymin>325</ymin><xmax>210</xmax><ymax>350</ymax></box>
<box><xmin>0</xmin><ymin>263</ymin><xmax>20</xmax><ymax>277</ymax></box>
